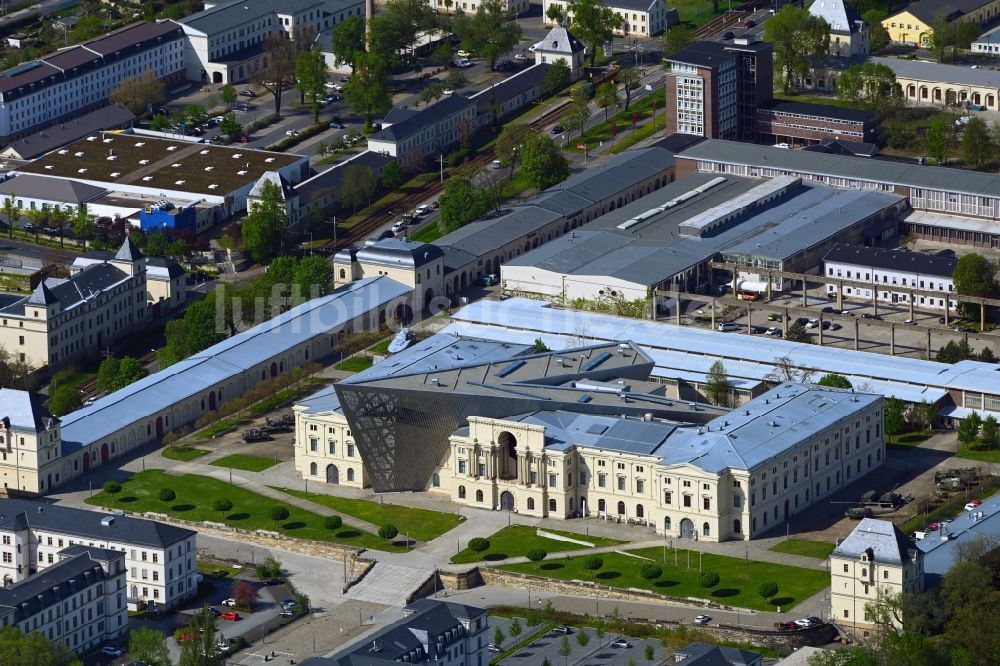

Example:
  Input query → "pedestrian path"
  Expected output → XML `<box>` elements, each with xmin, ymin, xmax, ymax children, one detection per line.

<box><xmin>346</xmin><ymin>561</ymin><xmax>434</xmax><ymax>606</ymax></box>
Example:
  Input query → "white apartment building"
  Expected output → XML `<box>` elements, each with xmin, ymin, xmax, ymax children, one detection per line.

<box><xmin>0</xmin><ymin>389</ymin><xmax>62</xmax><ymax>497</ymax></box>
<box><xmin>427</xmin><ymin>0</ymin><xmax>529</xmax><ymax>16</ymax></box>
<box><xmin>0</xmin><ymin>545</ymin><xmax>127</xmax><ymax>655</ymax></box>
<box><xmin>293</xmin><ymin>385</ymin><xmax>368</xmax><ymax>488</ymax></box>
<box><xmin>0</xmin><ymin>499</ymin><xmax>197</xmax><ymax>611</ymax></box>
<box><xmin>830</xmin><ymin>518</ymin><xmax>924</xmax><ymax>630</ymax></box>
<box><xmin>542</xmin><ymin>0</ymin><xmax>669</xmax><ymax>36</ymax></box>
<box><xmin>531</xmin><ymin>26</ymin><xmax>586</xmax><ymax>81</ymax></box>
<box><xmin>180</xmin><ymin>0</ymin><xmax>364</xmax><ymax>84</ymax></box>
<box><xmin>437</xmin><ymin>382</ymin><xmax>885</xmax><ymax>542</ymax></box>
<box><xmin>823</xmin><ymin>244</ymin><xmax>957</xmax><ymax>311</ymax></box>
<box><xmin>809</xmin><ymin>0</ymin><xmax>869</xmax><ymax>57</ymax></box>
<box><xmin>0</xmin><ymin>21</ymin><xmax>185</xmax><ymax>143</ymax></box>
<box><xmin>367</xmin><ymin>96</ymin><xmax>478</xmax><ymax>171</ymax></box>
<box><xmin>0</xmin><ymin>238</ymin><xmax>148</xmax><ymax>370</ymax></box>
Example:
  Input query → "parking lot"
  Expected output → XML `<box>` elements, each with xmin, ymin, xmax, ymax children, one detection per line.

<box><xmin>490</xmin><ymin>618</ymin><xmax>665</xmax><ymax>666</ymax></box>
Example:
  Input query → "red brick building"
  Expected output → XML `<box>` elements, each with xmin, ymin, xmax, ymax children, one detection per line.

<box><xmin>755</xmin><ymin>99</ymin><xmax>879</xmax><ymax>146</ymax></box>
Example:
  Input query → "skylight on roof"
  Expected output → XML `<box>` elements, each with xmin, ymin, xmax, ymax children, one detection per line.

<box><xmin>102</xmin><ymin>138</ymin><xmax>112</xmax><ymax>143</ymax></box>
<box><xmin>110</xmin><ymin>172</ymin><xmax>120</xmax><ymax>177</ymax></box>
<box><xmin>264</xmin><ymin>157</ymin><xmax>274</xmax><ymax>162</ymax></box>
<box><xmin>175</xmin><ymin>180</ymin><xmax>186</xmax><ymax>185</ymax></box>
<box><xmin>204</xmin><ymin>166</ymin><xmax>214</xmax><ymax>171</ymax></box>
<box><xmin>171</xmin><ymin>163</ymin><xmax>182</xmax><ymax>168</ymax></box>
<box><xmin>237</xmin><ymin>170</ymin><xmax>247</xmax><ymax>175</ymax></box>
<box><xmin>142</xmin><ymin>176</ymin><xmax>152</xmax><ymax>181</ymax></box>
<box><xmin>208</xmin><ymin>184</ymin><xmax>219</xmax><ymax>189</ymax></box>
<box><xmin>166</xmin><ymin>146</ymin><xmax>177</xmax><ymax>151</ymax></box>
<box><xmin>74</xmin><ymin>152</ymin><xmax>84</xmax><ymax>157</ymax></box>
<box><xmin>139</xmin><ymin>159</ymin><xmax>149</xmax><ymax>165</ymax></box>
<box><xmin>199</xmin><ymin>150</ymin><xmax>209</xmax><ymax>155</ymax></box>
<box><xmin>232</xmin><ymin>153</ymin><xmax>242</xmax><ymax>159</ymax></box>
<box><xmin>134</xmin><ymin>142</ymin><xmax>145</xmax><ymax>147</ymax></box>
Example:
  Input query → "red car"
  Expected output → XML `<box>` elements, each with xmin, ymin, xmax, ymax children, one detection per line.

<box><xmin>221</xmin><ymin>611</ymin><xmax>240</xmax><ymax>621</ymax></box>
<box><xmin>970</xmin><ymin>499</ymin><xmax>983</xmax><ymax>507</ymax></box>
<box><xmin>744</xmin><ymin>19</ymin><xmax>756</xmax><ymax>28</ymax></box>
<box><xmin>927</xmin><ymin>522</ymin><xmax>939</xmax><ymax>531</ymax></box>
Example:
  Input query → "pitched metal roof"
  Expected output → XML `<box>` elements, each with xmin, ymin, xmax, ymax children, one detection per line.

<box><xmin>0</xmin><ymin>552</ymin><xmax>110</xmax><ymax>622</ymax></box>
<box><xmin>0</xmin><ymin>498</ymin><xmax>194</xmax><ymax>547</ymax></box>
<box><xmin>471</xmin><ymin>63</ymin><xmax>549</xmax><ymax>107</ymax></box>
<box><xmin>808</xmin><ymin>0</ymin><xmax>862</xmax><ymax>34</ymax></box>
<box><xmin>757</xmin><ymin>98</ymin><xmax>875</xmax><ymax>123</ymax></box>
<box><xmin>0</xmin><ymin>174</ymin><xmax>106</xmax><ymax>204</ymax></box>
<box><xmin>437</xmin><ymin>206</ymin><xmax>562</xmax><ymax>271</ymax></box>
<box><xmin>871</xmin><ymin>55</ymin><xmax>1000</xmax><ymax>88</ymax></box>
<box><xmin>0</xmin><ymin>105</ymin><xmax>135</xmax><ymax>160</ymax></box>
<box><xmin>114</xmin><ymin>237</ymin><xmax>143</xmax><ymax>262</ymax></box>
<box><xmin>832</xmin><ymin>518</ymin><xmax>920</xmax><ymax>565</ymax></box>
<box><xmin>532</xmin><ymin>26</ymin><xmax>585</xmax><ymax>54</ymax></box>
<box><xmin>0</xmin><ymin>389</ymin><xmax>56</xmax><ymax>432</ymax></box>
<box><xmin>823</xmin><ymin>243</ymin><xmax>956</xmax><ymax>277</ymax></box>
<box><xmin>354</xmin><ymin>239</ymin><xmax>444</xmax><ymax>270</ymax></box>
<box><xmin>181</xmin><ymin>0</ymin><xmax>356</xmax><ymax>34</ymax></box>
<box><xmin>894</xmin><ymin>0</ymin><xmax>992</xmax><ymax>24</ymax></box>
<box><xmin>370</xmin><ymin>95</ymin><xmax>476</xmax><ymax>142</ymax></box>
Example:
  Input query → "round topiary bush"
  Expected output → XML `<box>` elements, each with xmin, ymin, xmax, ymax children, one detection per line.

<box><xmin>159</xmin><ymin>488</ymin><xmax>176</xmax><ymax>503</ymax></box>
<box><xmin>700</xmin><ymin>572</ymin><xmax>720</xmax><ymax>588</ymax></box>
<box><xmin>323</xmin><ymin>515</ymin><xmax>343</xmax><ymax>530</ymax></box>
<box><xmin>269</xmin><ymin>506</ymin><xmax>290</xmax><ymax>522</ymax></box>
<box><xmin>379</xmin><ymin>524</ymin><xmax>399</xmax><ymax>541</ymax></box>
<box><xmin>468</xmin><ymin>537</ymin><xmax>490</xmax><ymax>553</ymax></box>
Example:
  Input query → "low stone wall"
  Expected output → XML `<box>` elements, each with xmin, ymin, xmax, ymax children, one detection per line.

<box><xmin>475</xmin><ymin>567</ymin><xmax>754</xmax><ymax>613</ymax></box>
<box><xmin>711</xmin><ymin>622</ymin><xmax>840</xmax><ymax>651</ymax></box>
<box><xmin>343</xmin><ymin>556</ymin><xmax>376</xmax><ymax>593</ymax></box>
<box><xmin>137</xmin><ymin>511</ymin><xmax>363</xmax><ymax>560</ymax></box>
<box><xmin>438</xmin><ymin>568</ymin><xmax>482</xmax><ymax>591</ymax></box>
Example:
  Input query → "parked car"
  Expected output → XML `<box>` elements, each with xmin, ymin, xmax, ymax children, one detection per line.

<box><xmin>239</xmin><ymin>90</ymin><xmax>256</xmax><ymax>97</ymax></box>
<box><xmin>744</xmin><ymin>18</ymin><xmax>756</xmax><ymax>27</ymax></box>
<box><xmin>821</xmin><ymin>306</ymin><xmax>835</xmax><ymax>313</ymax></box>
<box><xmin>840</xmin><ymin>309</ymin><xmax>854</xmax><ymax>316</ymax></box>
<box><xmin>694</xmin><ymin>615</ymin><xmax>711</xmax><ymax>625</ymax></box>
<box><xmin>794</xmin><ymin>618</ymin><xmax>815</xmax><ymax>628</ymax></box>
<box><xmin>454</xmin><ymin>57</ymin><xmax>473</xmax><ymax>68</ymax></box>
<box><xmin>722</xmin><ymin>31</ymin><xmax>734</xmax><ymax>39</ymax></box>
<box><xmin>514</xmin><ymin>53</ymin><xmax>529</xmax><ymax>62</ymax></box>
<box><xmin>281</xmin><ymin>598</ymin><xmax>297</xmax><ymax>609</ymax></box>
<box><xmin>286</xmin><ymin>130</ymin><xmax>299</xmax><ymax>137</ymax></box>
<box><xmin>552</xmin><ymin>626</ymin><xmax>572</xmax><ymax>635</ymax></box>
<box><xmin>550</xmin><ymin>125</ymin><xmax>564</xmax><ymax>135</ymax></box>
<box><xmin>443</xmin><ymin>88</ymin><xmax>455</xmax><ymax>95</ymax></box>
<box><xmin>101</xmin><ymin>647</ymin><xmax>124</xmax><ymax>657</ymax></box>
<box><xmin>830</xmin><ymin>322</ymin><xmax>842</xmax><ymax>331</ymax></box>
<box><xmin>415</xmin><ymin>204</ymin><xmax>431</xmax><ymax>216</ymax></box>
<box><xmin>773</xmin><ymin>142</ymin><xmax>791</xmax><ymax>149</ymax></box>
<box><xmin>717</xmin><ymin>322</ymin><xmax>742</xmax><ymax>332</ymax></box>
<box><xmin>904</xmin><ymin>318</ymin><xmax>917</xmax><ymax>325</ymax></box>
<box><xmin>794</xmin><ymin>317</ymin><xmax>810</xmax><ymax>326</ymax></box>
<box><xmin>765</xmin><ymin>327</ymin><xmax>782</xmax><ymax>336</ymax></box>
<box><xmin>456</xmin><ymin>49</ymin><xmax>471</xmax><ymax>57</ymax></box>
<box><xmin>491</xmin><ymin>159</ymin><xmax>502</xmax><ymax>169</ymax></box>
<box><xmin>767</xmin><ymin>313</ymin><xmax>781</xmax><ymax>321</ymax></box>
<box><xmin>221</xmin><ymin>611</ymin><xmax>240</xmax><ymax>621</ymax></box>
<box><xmin>221</xmin><ymin>598</ymin><xmax>237</xmax><ymax>607</ymax></box>
<box><xmin>805</xmin><ymin>319</ymin><xmax>820</xmax><ymax>329</ymax></box>
<box><xmin>392</xmin><ymin>221</ymin><xmax>407</xmax><ymax>233</ymax></box>
<box><xmin>329</xmin><ymin>122</ymin><xmax>345</xmax><ymax>129</ymax></box>
<box><xmin>280</xmin><ymin>609</ymin><xmax>294</xmax><ymax>617</ymax></box>
<box><xmin>487</xmin><ymin>643</ymin><xmax>502</xmax><ymax>653</ymax></box>
<box><xmin>611</xmin><ymin>639</ymin><xmax>631</xmax><ymax>648</ymax></box>
<box><xmin>210</xmin><ymin>135</ymin><xmax>226</xmax><ymax>144</ymax></box>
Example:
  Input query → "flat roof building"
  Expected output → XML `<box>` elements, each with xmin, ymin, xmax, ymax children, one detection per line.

<box><xmin>755</xmin><ymin>99</ymin><xmax>879</xmax><ymax>145</ymax></box>
<box><xmin>0</xmin><ymin>105</ymin><xmax>135</xmax><ymax>161</ymax></box>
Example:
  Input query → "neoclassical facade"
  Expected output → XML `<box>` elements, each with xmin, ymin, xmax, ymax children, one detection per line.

<box><xmin>293</xmin><ymin>386</ymin><xmax>367</xmax><ymax>488</ymax></box>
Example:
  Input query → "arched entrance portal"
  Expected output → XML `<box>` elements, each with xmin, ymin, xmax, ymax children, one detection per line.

<box><xmin>155</xmin><ymin>417</ymin><xmax>164</xmax><ymax>438</ymax></box>
<box><xmin>326</xmin><ymin>464</ymin><xmax>339</xmax><ymax>484</ymax></box>
<box><xmin>82</xmin><ymin>452</ymin><xmax>90</xmax><ymax>473</ymax></box>
<box><xmin>680</xmin><ymin>518</ymin><xmax>695</xmax><ymax>539</ymax></box>
<box><xmin>100</xmin><ymin>443</ymin><xmax>109</xmax><ymax>464</ymax></box>
<box><xmin>209</xmin><ymin>392</ymin><xmax>217</xmax><ymax>410</ymax></box>
<box><xmin>784</xmin><ymin>499</ymin><xmax>790</xmax><ymax>520</ymax></box>
<box><xmin>270</xmin><ymin>362</ymin><xmax>278</xmax><ymax>378</ymax></box>
<box><xmin>499</xmin><ymin>491</ymin><xmax>514</xmax><ymax>511</ymax></box>
<box><xmin>212</xmin><ymin>71</ymin><xmax>223</xmax><ymax>84</ymax></box>
<box><xmin>497</xmin><ymin>432</ymin><xmax>518</xmax><ymax>479</ymax></box>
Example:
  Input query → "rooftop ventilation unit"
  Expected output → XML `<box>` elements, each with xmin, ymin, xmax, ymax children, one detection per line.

<box><xmin>57</xmin><ymin>149</ymin><xmax>68</xmax><ymax>155</ymax></box>
<box><xmin>134</xmin><ymin>142</ymin><xmax>145</xmax><ymax>147</ymax></box>
<box><xmin>74</xmin><ymin>151</ymin><xmax>84</xmax><ymax>157</ymax></box>
<box><xmin>86</xmin><ymin>136</ymin><xmax>97</xmax><ymax>141</ymax></box>
<box><xmin>166</xmin><ymin>145</ymin><xmax>178</xmax><ymax>151</ymax></box>
<box><xmin>237</xmin><ymin>170</ymin><xmax>247</xmax><ymax>175</ymax></box>
<box><xmin>110</xmin><ymin>172</ymin><xmax>120</xmax><ymax>177</ymax></box>
<box><xmin>208</xmin><ymin>184</ymin><xmax>219</xmax><ymax>189</ymax></box>
<box><xmin>142</xmin><ymin>176</ymin><xmax>153</xmax><ymax>181</ymax></box>
<box><xmin>44</xmin><ymin>165</ymin><xmax>53</xmax><ymax>170</ymax></box>
<box><xmin>204</xmin><ymin>166</ymin><xmax>214</xmax><ymax>171</ymax></box>
<box><xmin>102</xmin><ymin>138</ymin><xmax>112</xmax><ymax>143</ymax></box>
<box><xmin>77</xmin><ymin>168</ymin><xmax>87</xmax><ymax>173</ymax></box>
<box><xmin>139</xmin><ymin>159</ymin><xmax>149</xmax><ymax>165</ymax></box>
<box><xmin>175</xmin><ymin>180</ymin><xmax>186</xmax><ymax>185</ymax></box>
<box><xmin>100</xmin><ymin>515</ymin><xmax>115</xmax><ymax>527</ymax></box>
<box><xmin>199</xmin><ymin>150</ymin><xmax>209</xmax><ymax>155</ymax></box>
<box><xmin>232</xmin><ymin>153</ymin><xmax>242</xmax><ymax>159</ymax></box>
<box><xmin>171</xmin><ymin>163</ymin><xmax>182</xmax><ymax>168</ymax></box>
<box><xmin>264</xmin><ymin>157</ymin><xmax>275</xmax><ymax>162</ymax></box>
<box><xmin>106</xmin><ymin>155</ymin><xmax>117</xmax><ymax>161</ymax></box>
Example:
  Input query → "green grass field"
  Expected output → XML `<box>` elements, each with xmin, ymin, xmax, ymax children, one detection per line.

<box><xmin>768</xmin><ymin>539</ymin><xmax>835</xmax><ymax>560</ymax></box>
<box><xmin>451</xmin><ymin>525</ymin><xmax>625</xmax><ymax>564</ymax></box>
<box><xmin>499</xmin><ymin>546</ymin><xmax>828</xmax><ymax>611</ymax></box>
<box><xmin>673</xmin><ymin>0</ymin><xmax>726</xmax><ymax>27</ymax></box>
<box><xmin>161</xmin><ymin>446</ymin><xmax>210</xmax><ymax>462</ymax></box>
<box><xmin>86</xmin><ymin>470</ymin><xmax>406</xmax><ymax>552</ymax></box>
<box><xmin>957</xmin><ymin>440</ymin><xmax>1000</xmax><ymax>463</ymax></box>
<box><xmin>888</xmin><ymin>429</ymin><xmax>936</xmax><ymax>447</ymax></box>
<box><xmin>195</xmin><ymin>417</ymin><xmax>247</xmax><ymax>440</ymax></box>
<box><xmin>210</xmin><ymin>454</ymin><xmax>278</xmax><ymax>473</ymax></box>
<box><xmin>408</xmin><ymin>223</ymin><xmax>445</xmax><ymax>244</ymax></box>
<box><xmin>275</xmin><ymin>487</ymin><xmax>464</xmax><ymax>542</ymax></box>
<box><xmin>569</xmin><ymin>91</ymin><xmax>666</xmax><ymax>153</ymax></box>
<box><xmin>335</xmin><ymin>356</ymin><xmax>374</xmax><ymax>372</ymax></box>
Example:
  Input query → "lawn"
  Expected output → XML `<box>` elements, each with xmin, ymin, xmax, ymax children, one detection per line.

<box><xmin>336</xmin><ymin>356</ymin><xmax>374</xmax><ymax>372</ymax></box>
<box><xmin>162</xmin><ymin>446</ymin><xmax>210</xmax><ymax>462</ymax></box>
<box><xmin>196</xmin><ymin>417</ymin><xmax>247</xmax><ymax>440</ymax></box>
<box><xmin>408</xmin><ymin>222</ymin><xmax>445</xmax><ymax>244</ymax></box>
<box><xmin>499</xmin><ymin>546</ymin><xmax>828</xmax><ymax>611</ymax></box>
<box><xmin>210</xmin><ymin>454</ymin><xmax>278</xmax><ymax>473</ymax></box>
<box><xmin>248</xmin><ymin>386</ymin><xmax>315</xmax><ymax>415</ymax></box>
<box><xmin>275</xmin><ymin>487</ymin><xmax>464</xmax><ymax>543</ymax></box>
<box><xmin>368</xmin><ymin>337</ymin><xmax>394</xmax><ymax>355</ymax></box>
<box><xmin>768</xmin><ymin>539</ymin><xmax>835</xmax><ymax>560</ymax></box>
<box><xmin>197</xmin><ymin>560</ymin><xmax>243</xmax><ymax>579</ymax></box>
<box><xmin>85</xmin><ymin>470</ymin><xmax>407</xmax><ymax>552</ymax></box>
<box><xmin>569</xmin><ymin>91</ymin><xmax>666</xmax><ymax>153</ymax></box>
<box><xmin>673</xmin><ymin>0</ymin><xmax>725</xmax><ymax>27</ymax></box>
<box><xmin>451</xmin><ymin>525</ymin><xmax>625</xmax><ymax>564</ymax></box>
<box><xmin>957</xmin><ymin>439</ymin><xmax>1000</xmax><ymax>462</ymax></box>
<box><xmin>888</xmin><ymin>429</ymin><xmax>936</xmax><ymax>447</ymax></box>
<box><xmin>772</xmin><ymin>91</ymin><xmax>866</xmax><ymax>110</ymax></box>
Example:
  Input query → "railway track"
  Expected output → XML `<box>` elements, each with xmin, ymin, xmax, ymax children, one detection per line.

<box><xmin>319</xmin><ymin>99</ymin><xmax>574</xmax><ymax>255</ymax></box>
<box><xmin>692</xmin><ymin>0</ymin><xmax>771</xmax><ymax>39</ymax></box>
<box><xmin>77</xmin><ymin>349</ymin><xmax>157</xmax><ymax>401</ymax></box>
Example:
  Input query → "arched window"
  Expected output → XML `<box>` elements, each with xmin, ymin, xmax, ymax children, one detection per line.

<box><xmin>458</xmin><ymin>485</ymin><xmax>466</xmax><ymax>499</ymax></box>
<box><xmin>548</xmin><ymin>498</ymin><xmax>557</xmax><ymax>512</ymax></box>
<box><xmin>664</xmin><ymin>515</ymin><xmax>671</xmax><ymax>530</ymax></box>
<box><xmin>636</xmin><ymin>504</ymin><xmax>644</xmax><ymax>518</ymax></box>
<box><xmin>339</xmin><ymin>269</ymin><xmax>346</xmax><ymax>279</ymax></box>
<box><xmin>527</xmin><ymin>497</ymin><xmax>535</xmax><ymax>510</ymax></box>
<box><xmin>598</xmin><ymin>499</ymin><xmax>606</xmax><ymax>512</ymax></box>
<box><xmin>733</xmin><ymin>519</ymin><xmax>741</xmax><ymax>534</ymax></box>
<box><xmin>309</xmin><ymin>462</ymin><xmax>317</xmax><ymax>475</ymax></box>
<box><xmin>432</xmin><ymin>473</ymin><xmax>440</xmax><ymax>487</ymax></box>
<box><xmin>347</xmin><ymin>468</ymin><xmax>355</xmax><ymax>481</ymax></box>
<box><xmin>617</xmin><ymin>501</ymin><xmax>625</xmax><ymax>515</ymax></box>
<box><xmin>475</xmin><ymin>489</ymin><xmax>484</xmax><ymax>503</ymax></box>
<box><xmin>702</xmin><ymin>522</ymin><xmax>710</xmax><ymax>537</ymax></box>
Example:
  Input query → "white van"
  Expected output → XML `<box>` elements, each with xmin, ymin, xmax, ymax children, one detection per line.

<box><xmin>717</xmin><ymin>322</ymin><xmax>741</xmax><ymax>332</ymax></box>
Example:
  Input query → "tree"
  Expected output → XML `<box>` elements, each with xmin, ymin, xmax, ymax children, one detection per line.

<box><xmin>46</xmin><ymin>205</ymin><xmax>69</xmax><ymax>248</ymax></box>
<box><xmin>330</xmin><ymin>15</ymin><xmax>365</xmax><ymax>72</ymax></box>
<box><xmin>109</xmin><ymin>66</ymin><xmax>165</xmax><ymax>115</ymax></box>
<box><xmin>497</xmin><ymin>124</ymin><xmax>532</xmax><ymax>168</ymax></box>
<box><xmin>785</xmin><ymin>322</ymin><xmax>812</xmax><ymax>343</ymax></box>
<box><xmin>221</xmin><ymin>83</ymin><xmax>237</xmax><ymax>109</ymax></box>
<box><xmin>640</xmin><ymin>564</ymin><xmax>662</xmax><ymax>588</ymax></box>
<box><xmin>520</xmin><ymin>133</ymin><xmax>569</xmax><ymax>190</ymax></box>
<box><xmin>817</xmin><ymin>373</ymin><xmax>852</xmax><ymax>389</ymax></box>
<box><xmin>957</xmin><ymin>411</ymin><xmax>982</xmax><ymax>444</ymax></box>
<box><xmin>438</xmin><ymin>176</ymin><xmax>491</xmax><ymax>233</ymax></box>
<box><xmin>493</xmin><ymin>625</ymin><xmax>506</xmax><ymax>646</ymax></box>
<box><xmin>618</xmin><ymin>68</ymin><xmax>641</xmax><ymax>111</ymax></box>
<box><xmin>533</xmin><ymin>338</ymin><xmax>550</xmax><ymax>353</ymax></box>
<box><xmin>763</xmin><ymin>5</ymin><xmax>830</xmax><ymax>93</ymax></box>
<box><xmin>546</xmin><ymin>58</ymin><xmax>572</xmax><ymax>96</ymax></box>
<box><xmin>296</xmin><ymin>48</ymin><xmax>329</xmax><ymax>123</ymax></box>
<box><xmin>563</xmin><ymin>85</ymin><xmax>590</xmax><ymax>137</ymax></box>
<box><xmin>159</xmin><ymin>296</ymin><xmax>227</xmax><ymax>368</ymax></box>
<box><xmin>509</xmin><ymin>617</ymin><xmax>522</xmax><ymax>640</ymax></box>
<box><xmin>913</xmin><ymin>399</ymin><xmax>938</xmax><ymax>431</ymax></box>
<box><xmin>526</xmin><ymin>548</ymin><xmax>547</xmax><ymax>567</ymax></box>
<box><xmin>256</xmin><ymin>556</ymin><xmax>282</xmax><ymax>582</ymax></box>
<box><xmin>757</xmin><ymin>581</ymin><xmax>778</xmax><ymax>605</ymax></box>
<box><xmin>47</xmin><ymin>384</ymin><xmax>81</xmax><ymax>416</ymax></box>
<box><xmin>231</xmin><ymin>579</ymin><xmax>257</xmax><ymax>610</ymax></box>
<box><xmin>569</xmin><ymin>0</ymin><xmax>623</xmax><ymax>67</ymax></box>
<box><xmin>96</xmin><ymin>356</ymin><xmax>120</xmax><ymax>394</ymax></box>
<box><xmin>254</xmin><ymin>34</ymin><xmax>299</xmax><ymax>116</ymax></box>
<box><xmin>699</xmin><ymin>572</ymin><xmax>720</xmax><ymax>588</ymax></box>
<box><xmin>925</xmin><ymin>116</ymin><xmax>951</xmax><ymax>165</ymax></box>
<box><xmin>380</xmin><ymin>160</ymin><xmax>403</xmax><ymax>190</ymax></box>
<box><xmin>128</xmin><ymin>627</ymin><xmax>171</xmax><ymax>666</ymax></box>
<box><xmin>469</xmin><ymin>537</ymin><xmax>490</xmax><ymax>554</ymax></box>
<box><xmin>445</xmin><ymin>68</ymin><xmax>468</xmax><ymax>90</ymax></box>
<box><xmin>379</xmin><ymin>523</ymin><xmax>399</xmax><ymax>541</ymax></box>
<box><xmin>103</xmin><ymin>480</ymin><xmax>122</xmax><ymax>503</ymax></box>
<box><xmin>345</xmin><ymin>52</ymin><xmax>392</xmax><ymax>127</ymax></box>
<box><xmin>836</xmin><ymin>62</ymin><xmax>899</xmax><ymax>112</ymax></box>
<box><xmin>212</xmin><ymin>498</ymin><xmax>233</xmax><ymax>517</ymax></box>
<box><xmin>705</xmin><ymin>360</ymin><xmax>733</xmax><ymax>407</ymax></box>
<box><xmin>159</xmin><ymin>488</ymin><xmax>176</xmax><ymax>503</ymax></box>
<box><xmin>0</xmin><ymin>625</ymin><xmax>80</xmax><ymax>665</ymax></box>
<box><xmin>962</xmin><ymin>116</ymin><xmax>994</xmax><ymax>169</ymax></box>
<box><xmin>431</xmin><ymin>42</ymin><xmax>454</xmax><ymax>66</ymax></box>
<box><xmin>953</xmin><ymin>253</ymin><xmax>997</xmax><ymax>318</ymax></box>
<box><xmin>662</xmin><ymin>23</ymin><xmax>693</xmax><ymax>56</ymax></box>
<box><xmin>863</xmin><ymin>10</ymin><xmax>889</xmax><ymax>52</ymax></box>
<box><xmin>644</xmin><ymin>644</ymin><xmax>655</xmax><ymax>662</ymax></box>
<box><xmin>242</xmin><ymin>180</ymin><xmax>287</xmax><ymax>263</ymax></box>
<box><xmin>455</xmin><ymin>0</ymin><xmax>522</xmax><ymax>71</ymax></box>
<box><xmin>982</xmin><ymin>415</ymin><xmax>1000</xmax><ymax>450</ymax></box>
<box><xmin>2</xmin><ymin>194</ymin><xmax>16</xmax><ymax>240</ymax></box>
<box><xmin>72</xmin><ymin>204</ymin><xmax>96</xmax><ymax>250</ymax></box>
<box><xmin>596</xmin><ymin>82</ymin><xmax>619</xmax><ymax>122</ymax></box>
<box><xmin>340</xmin><ymin>165</ymin><xmax>377</xmax><ymax>214</ymax></box>
<box><xmin>183</xmin><ymin>104</ymin><xmax>208</xmax><ymax>126</ymax></box>
<box><xmin>546</xmin><ymin>2</ymin><xmax>563</xmax><ymax>22</ymax></box>
<box><xmin>582</xmin><ymin>555</ymin><xmax>604</xmax><ymax>578</ymax></box>
<box><xmin>324</xmin><ymin>515</ymin><xmax>343</xmax><ymax>530</ymax></box>
<box><xmin>269</xmin><ymin>505</ymin><xmax>290</xmax><ymax>524</ymax></box>
<box><xmin>219</xmin><ymin>112</ymin><xmax>242</xmax><ymax>138</ymax></box>
<box><xmin>291</xmin><ymin>255</ymin><xmax>333</xmax><ymax>300</ymax></box>
<box><xmin>558</xmin><ymin>635</ymin><xmax>572</xmax><ymax>664</ymax></box>
<box><xmin>113</xmin><ymin>356</ymin><xmax>148</xmax><ymax>391</ymax></box>
<box><xmin>884</xmin><ymin>396</ymin><xmax>905</xmax><ymax>439</ymax></box>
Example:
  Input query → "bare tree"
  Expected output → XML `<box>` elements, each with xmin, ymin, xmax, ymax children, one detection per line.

<box><xmin>765</xmin><ymin>355</ymin><xmax>815</xmax><ymax>384</ymax></box>
<box><xmin>253</xmin><ymin>27</ymin><xmax>316</xmax><ymax>116</ymax></box>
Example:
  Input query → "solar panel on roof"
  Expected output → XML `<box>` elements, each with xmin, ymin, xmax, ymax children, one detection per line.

<box><xmin>495</xmin><ymin>359</ymin><xmax>525</xmax><ymax>378</ymax></box>
<box><xmin>582</xmin><ymin>351</ymin><xmax>612</xmax><ymax>371</ymax></box>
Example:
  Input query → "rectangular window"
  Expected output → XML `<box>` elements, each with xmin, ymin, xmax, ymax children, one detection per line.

<box><xmin>309</xmin><ymin>437</ymin><xmax>317</xmax><ymax>452</ymax></box>
<box><xmin>617</xmin><ymin>477</ymin><xmax>626</xmax><ymax>491</ymax></box>
<box><xmin>458</xmin><ymin>460</ymin><xmax>467</xmax><ymax>474</ymax></box>
<box><xmin>703</xmin><ymin>497</ymin><xmax>711</xmax><ymax>510</ymax></box>
<box><xmin>598</xmin><ymin>474</ymin><xmax>606</xmax><ymax>488</ymax></box>
<box><xmin>636</xmin><ymin>479</ymin><xmax>645</xmax><ymax>493</ymax></box>
<box><xmin>683</xmin><ymin>495</ymin><xmax>691</xmax><ymax>507</ymax></box>
<box><xmin>548</xmin><ymin>473</ymin><xmax>557</xmax><ymax>488</ymax></box>
<box><xmin>347</xmin><ymin>444</ymin><xmax>354</xmax><ymax>457</ymax></box>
